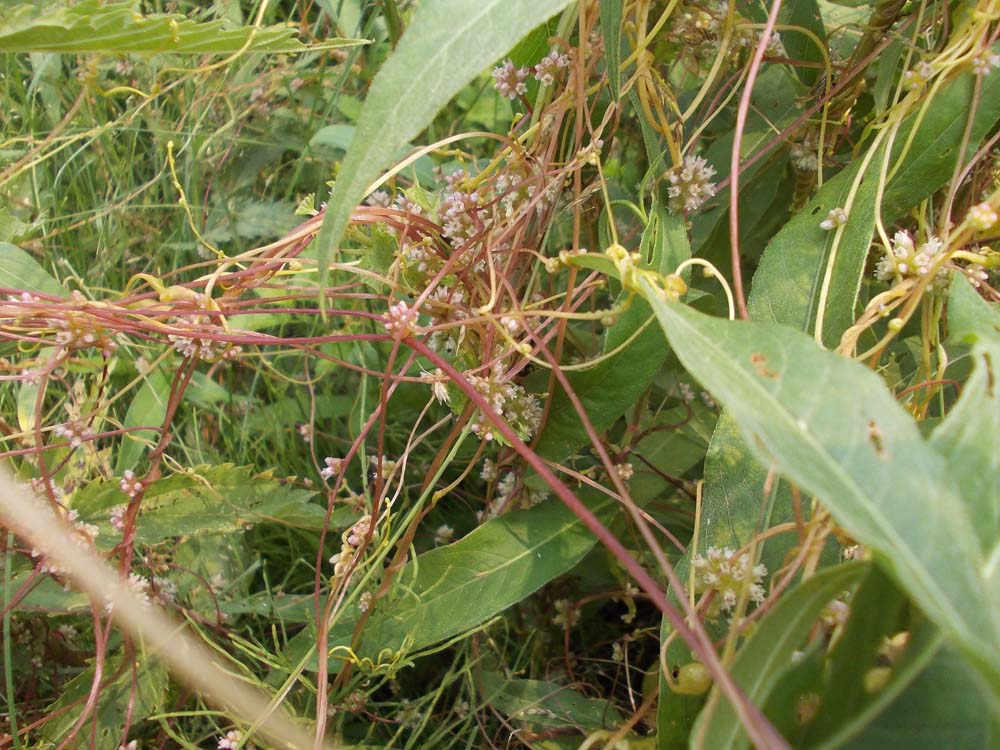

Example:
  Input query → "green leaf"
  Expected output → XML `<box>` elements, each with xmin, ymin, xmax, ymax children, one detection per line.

<box><xmin>931</xmin><ymin>280</ymin><xmax>1000</xmax><ymax>551</ymax></box>
<box><xmin>75</xmin><ymin>466</ymin><xmax>340</xmax><ymax>545</ymax></box>
<box><xmin>748</xmin><ymin>143</ymin><xmax>884</xmax><ymax>347</ymax></box>
<box><xmin>204</xmin><ymin>199</ymin><xmax>300</xmax><ymax>244</ymax></box>
<box><xmin>749</xmin><ymin>55</ymin><xmax>1000</xmax><ymax>346</ymax></box>
<box><xmin>116</xmin><ymin>369</ymin><xmax>170</xmax><ymax>473</ymax></box>
<box><xmin>0</xmin><ymin>0</ymin><xmax>364</xmax><ymax>54</ymax></box>
<box><xmin>480</xmin><ymin>672</ymin><xmax>622</xmax><ymax>731</ymax></box>
<box><xmin>536</xmin><ymin>205</ymin><xmax>688</xmax><ymax>460</ymax></box>
<box><xmin>0</xmin><ymin>241</ymin><xmax>65</xmax><ymax>297</ymax></box>
<box><xmin>600</xmin><ymin>0</ymin><xmax>623</xmax><ymax>99</ymax></box>
<box><xmin>780</xmin><ymin>0</ymin><xmax>826</xmax><ymax>87</ymax></box>
<box><xmin>640</xmin><ymin>292</ymin><xmax>1000</xmax><ymax>696</ymax></box>
<box><xmin>809</xmin><ymin>632</ymin><xmax>997</xmax><ymax>750</ymax></box>
<box><xmin>801</xmin><ymin>565</ymin><xmax>906</xmax><ymax>743</ymax></box>
<box><xmin>691</xmin><ymin>562</ymin><xmax>866</xmax><ymax>750</ymax></box>
<box><xmin>314</xmin><ymin>0</ymin><xmax>574</xmax><ymax>288</ymax></box>
<box><xmin>354</xmin><ymin>493</ymin><xmax>616</xmax><ymax>660</ymax></box>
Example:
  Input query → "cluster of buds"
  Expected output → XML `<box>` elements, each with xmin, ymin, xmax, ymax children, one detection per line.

<box><xmin>329</xmin><ymin>514</ymin><xmax>378</xmax><ymax>578</ymax></box>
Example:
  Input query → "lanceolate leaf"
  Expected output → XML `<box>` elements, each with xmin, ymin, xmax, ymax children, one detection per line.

<box><xmin>314</xmin><ymin>0</ymin><xmax>574</xmax><ymax>289</ymax></box>
<box><xmin>0</xmin><ymin>0</ymin><xmax>363</xmax><ymax>54</ymax></box>
<box><xmin>0</xmin><ymin>242</ymin><xmax>65</xmax><ymax>297</ymax></box>
<box><xmin>480</xmin><ymin>672</ymin><xmax>622</xmax><ymax>731</ymax></box>
<box><xmin>355</xmin><ymin>493</ymin><xmax>616</xmax><ymax>659</ymax></box>
<box><xmin>640</xmin><ymin>290</ymin><xmax>1000</xmax><ymax>696</ymax></box>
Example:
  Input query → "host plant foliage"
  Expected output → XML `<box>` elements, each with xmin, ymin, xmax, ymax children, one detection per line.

<box><xmin>0</xmin><ymin>1</ymin><xmax>998</xmax><ymax>749</ymax></box>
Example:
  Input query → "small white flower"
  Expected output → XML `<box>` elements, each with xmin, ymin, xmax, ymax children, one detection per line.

<box><xmin>820</xmin><ymin>207</ymin><xmax>848</xmax><ymax>231</ymax></box>
<box><xmin>120</xmin><ymin>470</ymin><xmax>143</xmax><ymax>499</ymax></box>
<box><xmin>320</xmin><ymin>457</ymin><xmax>343</xmax><ymax>480</ymax></box>
<box><xmin>384</xmin><ymin>300</ymin><xmax>418</xmax><ymax>337</ymax></box>
<box><xmin>218</xmin><ymin>730</ymin><xmax>242</xmax><ymax>750</ymax></box>
<box><xmin>967</xmin><ymin>202</ymin><xmax>997</xmax><ymax>232</ymax></box>
<box><xmin>433</xmin><ymin>524</ymin><xmax>455</xmax><ymax>546</ymax></box>
<box><xmin>615</xmin><ymin>462</ymin><xmax>634</xmax><ymax>480</ymax></box>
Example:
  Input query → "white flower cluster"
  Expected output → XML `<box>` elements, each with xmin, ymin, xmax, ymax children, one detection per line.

<box><xmin>319</xmin><ymin>456</ymin><xmax>342</xmax><ymax>480</ymax></box>
<box><xmin>903</xmin><ymin>60</ymin><xmax>933</xmax><ymax>91</ymax></box>
<box><xmin>468</xmin><ymin>363</ymin><xmax>542</xmax><ymax>442</ymax></box>
<box><xmin>691</xmin><ymin>546</ymin><xmax>767</xmax><ymax>618</ymax></box>
<box><xmin>492</xmin><ymin>59</ymin><xmax>529</xmax><ymax>99</ymax></box>
<box><xmin>167</xmin><ymin>334</ymin><xmax>240</xmax><ymax>361</ymax></box>
<box><xmin>492</xmin><ymin>50</ymin><xmax>569</xmax><ymax>98</ymax></box>
<box><xmin>110</xmin><ymin>503</ymin><xmax>128</xmax><ymax>532</ymax></box>
<box><xmin>875</xmin><ymin>230</ymin><xmax>949</xmax><ymax>292</ymax></box>
<box><xmin>967</xmin><ymin>202</ymin><xmax>997</xmax><ymax>232</ymax></box>
<box><xmin>667</xmin><ymin>155</ymin><xmax>717</xmax><ymax>214</ymax></box>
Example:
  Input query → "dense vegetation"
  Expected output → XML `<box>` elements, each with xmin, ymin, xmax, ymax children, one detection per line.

<box><xmin>1</xmin><ymin>1</ymin><xmax>998</xmax><ymax>748</ymax></box>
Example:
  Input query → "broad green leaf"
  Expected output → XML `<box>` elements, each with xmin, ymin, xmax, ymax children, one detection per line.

<box><xmin>204</xmin><ymin>199</ymin><xmax>300</xmax><ymax>244</ymax></box>
<box><xmin>809</xmin><ymin>630</ymin><xmax>996</xmax><ymax>750</ymax></box>
<box><xmin>691</xmin><ymin>562</ymin><xmax>865</xmax><ymax>750</ymax></box>
<box><xmin>931</xmin><ymin>280</ymin><xmax>1000</xmax><ymax>551</ymax></box>
<box><xmin>0</xmin><ymin>241</ymin><xmax>65</xmax><ymax>297</ymax></box>
<box><xmin>116</xmin><ymin>369</ymin><xmax>170</xmax><ymax>473</ymax></box>
<box><xmin>354</xmin><ymin>493</ymin><xmax>616</xmax><ymax>660</ymax></box>
<box><xmin>480</xmin><ymin>671</ymin><xmax>622</xmax><ymax>731</ymax></box>
<box><xmin>749</xmin><ymin>55</ymin><xmax>1000</xmax><ymax>346</ymax></box>
<box><xmin>537</xmin><ymin>205</ymin><xmax>688</xmax><ymax>460</ymax></box>
<box><xmin>0</xmin><ymin>0</ymin><xmax>363</xmax><ymax>54</ymax></box>
<box><xmin>75</xmin><ymin>466</ymin><xmax>344</xmax><ymax>545</ymax></box>
<box><xmin>800</xmin><ymin>565</ymin><xmax>906</xmax><ymax>743</ymax></box>
<box><xmin>314</xmin><ymin>0</ymin><xmax>574</xmax><ymax>288</ymax></box>
<box><xmin>640</xmin><ymin>292</ymin><xmax>1000</xmax><ymax>695</ymax></box>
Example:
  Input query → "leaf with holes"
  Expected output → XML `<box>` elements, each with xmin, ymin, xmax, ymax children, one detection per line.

<box><xmin>640</xmin><ymin>289</ymin><xmax>1000</xmax><ymax>700</ymax></box>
